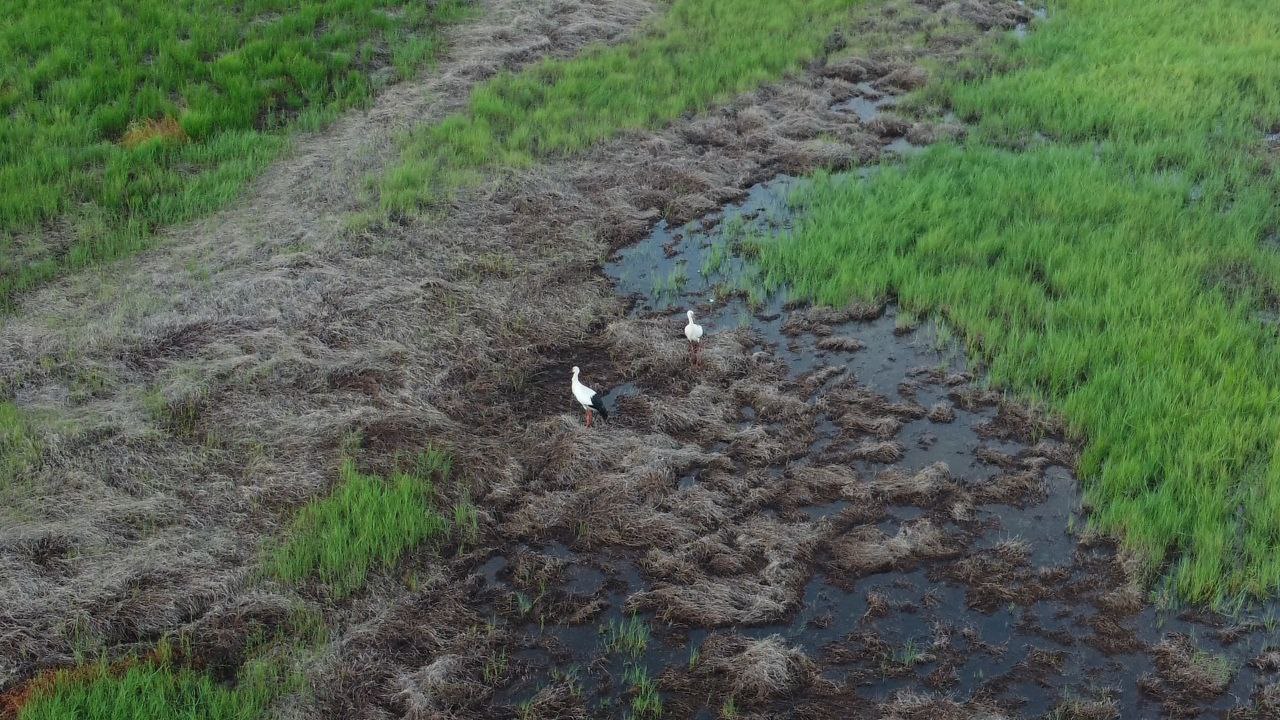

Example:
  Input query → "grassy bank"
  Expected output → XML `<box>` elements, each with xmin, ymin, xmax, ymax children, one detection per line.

<box><xmin>267</xmin><ymin>451</ymin><xmax>453</xmax><ymax>597</ymax></box>
<box><xmin>0</xmin><ymin>0</ymin><xmax>469</xmax><ymax>307</ymax></box>
<box><xmin>380</xmin><ymin>0</ymin><xmax>861</xmax><ymax>212</ymax></box>
<box><xmin>754</xmin><ymin>0</ymin><xmax>1280</xmax><ymax>602</ymax></box>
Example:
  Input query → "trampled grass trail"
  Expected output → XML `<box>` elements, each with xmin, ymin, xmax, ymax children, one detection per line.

<box><xmin>380</xmin><ymin>0</ymin><xmax>862</xmax><ymax>212</ymax></box>
<box><xmin>754</xmin><ymin>0</ymin><xmax>1280</xmax><ymax>603</ymax></box>
<box><xmin>0</xmin><ymin>0</ymin><xmax>469</xmax><ymax>307</ymax></box>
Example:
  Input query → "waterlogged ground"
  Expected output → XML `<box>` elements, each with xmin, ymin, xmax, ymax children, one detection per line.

<box><xmin>479</xmin><ymin>176</ymin><xmax>1280</xmax><ymax>718</ymax></box>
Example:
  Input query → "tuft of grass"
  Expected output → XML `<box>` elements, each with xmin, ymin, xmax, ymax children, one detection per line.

<box><xmin>453</xmin><ymin>494</ymin><xmax>480</xmax><ymax>548</ymax></box>
<box><xmin>622</xmin><ymin>664</ymin><xmax>662</xmax><ymax>720</ymax></box>
<box><xmin>754</xmin><ymin>0</ymin><xmax>1280</xmax><ymax>603</ymax></box>
<box><xmin>890</xmin><ymin>636</ymin><xmax>928</xmax><ymax>668</ymax></box>
<box><xmin>381</xmin><ymin>0</ymin><xmax>862</xmax><ymax>212</ymax></box>
<box><xmin>482</xmin><ymin>649</ymin><xmax>508</xmax><ymax>686</ymax></box>
<box><xmin>267</xmin><ymin>450</ymin><xmax>451</xmax><ymax>597</ymax></box>
<box><xmin>601</xmin><ymin>615</ymin><xmax>650</xmax><ymax>659</ymax></box>
<box><xmin>0</xmin><ymin>0</ymin><xmax>471</xmax><ymax>307</ymax></box>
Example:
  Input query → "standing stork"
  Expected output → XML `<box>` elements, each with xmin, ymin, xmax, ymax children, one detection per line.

<box><xmin>571</xmin><ymin>366</ymin><xmax>609</xmax><ymax>427</ymax></box>
<box><xmin>684</xmin><ymin>309</ymin><xmax>704</xmax><ymax>365</ymax></box>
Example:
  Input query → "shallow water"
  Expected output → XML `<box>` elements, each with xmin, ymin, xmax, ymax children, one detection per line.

<box><xmin>1013</xmin><ymin>0</ymin><xmax>1048</xmax><ymax>39</ymax></box>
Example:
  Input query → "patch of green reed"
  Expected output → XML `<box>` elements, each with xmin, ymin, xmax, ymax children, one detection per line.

<box><xmin>16</xmin><ymin>642</ymin><xmax>298</xmax><ymax>720</ymax></box>
<box><xmin>0</xmin><ymin>0</ymin><xmax>471</xmax><ymax>307</ymax></box>
<box><xmin>601</xmin><ymin>615</ymin><xmax>650</xmax><ymax>659</ymax></box>
<box><xmin>753</xmin><ymin>0</ymin><xmax>1280</xmax><ymax>603</ymax></box>
<box><xmin>381</xmin><ymin>0</ymin><xmax>862</xmax><ymax>212</ymax></box>
<box><xmin>267</xmin><ymin>449</ymin><xmax>452</xmax><ymax>597</ymax></box>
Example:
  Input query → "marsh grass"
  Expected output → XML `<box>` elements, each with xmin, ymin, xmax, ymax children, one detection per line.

<box><xmin>381</xmin><ymin>0</ymin><xmax>862</xmax><ymax>212</ymax></box>
<box><xmin>602</xmin><ymin>615</ymin><xmax>650</xmax><ymax>660</ymax></box>
<box><xmin>14</xmin><ymin>639</ymin><xmax>299</xmax><ymax>720</ymax></box>
<box><xmin>754</xmin><ymin>0</ymin><xmax>1280</xmax><ymax>602</ymax></box>
<box><xmin>267</xmin><ymin>449</ymin><xmax>452</xmax><ymax>597</ymax></box>
<box><xmin>0</xmin><ymin>0</ymin><xmax>470</xmax><ymax>306</ymax></box>
<box><xmin>621</xmin><ymin>663</ymin><xmax>662</xmax><ymax>720</ymax></box>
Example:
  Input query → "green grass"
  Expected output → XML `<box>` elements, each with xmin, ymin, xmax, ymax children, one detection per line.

<box><xmin>0</xmin><ymin>0</ymin><xmax>470</xmax><ymax>307</ymax></box>
<box><xmin>752</xmin><ymin>0</ymin><xmax>1280</xmax><ymax>603</ymax></box>
<box><xmin>0</xmin><ymin>401</ymin><xmax>42</xmax><ymax>503</ymax></box>
<box><xmin>380</xmin><ymin>0</ymin><xmax>862</xmax><ymax>212</ymax></box>
<box><xmin>15</xmin><ymin>648</ymin><xmax>295</xmax><ymax>720</ymax></box>
<box><xmin>267</xmin><ymin>450</ymin><xmax>452</xmax><ymax>597</ymax></box>
<box><xmin>621</xmin><ymin>664</ymin><xmax>662</xmax><ymax>720</ymax></box>
<box><xmin>601</xmin><ymin>615</ymin><xmax>650</xmax><ymax>659</ymax></box>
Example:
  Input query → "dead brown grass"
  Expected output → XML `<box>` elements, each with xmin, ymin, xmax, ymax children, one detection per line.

<box><xmin>825</xmin><ymin>519</ymin><xmax>953</xmax><ymax>579</ymax></box>
<box><xmin>926</xmin><ymin>402</ymin><xmax>955</xmax><ymax>423</ymax></box>
<box><xmin>628</xmin><ymin>516</ymin><xmax>824</xmax><ymax>625</ymax></box>
<box><xmin>694</xmin><ymin>633</ymin><xmax>815</xmax><ymax>703</ymax></box>
<box><xmin>1046</xmin><ymin>697</ymin><xmax>1119</xmax><ymax>720</ymax></box>
<box><xmin>870</xmin><ymin>462</ymin><xmax>957</xmax><ymax>504</ymax></box>
<box><xmin>877</xmin><ymin>691</ymin><xmax>1011</xmax><ymax>720</ymax></box>
<box><xmin>1144</xmin><ymin>633</ymin><xmax>1235</xmax><ymax>701</ymax></box>
<box><xmin>846</xmin><ymin>440</ymin><xmax>906</xmax><ymax>463</ymax></box>
<box><xmin>120</xmin><ymin>116</ymin><xmax>187</xmax><ymax>149</ymax></box>
<box><xmin>815</xmin><ymin>335</ymin><xmax>865</xmax><ymax>352</ymax></box>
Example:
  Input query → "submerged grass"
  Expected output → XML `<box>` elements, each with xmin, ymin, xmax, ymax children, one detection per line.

<box><xmin>267</xmin><ymin>449</ymin><xmax>452</xmax><ymax>597</ymax></box>
<box><xmin>0</xmin><ymin>0</ymin><xmax>470</xmax><ymax>307</ymax></box>
<box><xmin>381</xmin><ymin>0</ymin><xmax>861</xmax><ymax>212</ymax></box>
<box><xmin>753</xmin><ymin>0</ymin><xmax>1280</xmax><ymax>602</ymax></box>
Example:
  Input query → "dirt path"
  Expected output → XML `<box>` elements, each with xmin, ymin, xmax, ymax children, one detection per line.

<box><xmin>0</xmin><ymin>0</ymin><xmax>658</xmax><ymax>689</ymax></box>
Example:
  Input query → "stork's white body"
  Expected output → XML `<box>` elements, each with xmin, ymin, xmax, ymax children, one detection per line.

<box><xmin>571</xmin><ymin>368</ymin><xmax>597</xmax><ymax>409</ymax></box>
<box><xmin>571</xmin><ymin>366</ymin><xmax>608</xmax><ymax>426</ymax></box>
<box><xmin>684</xmin><ymin>310</ymin><xmax>703</xmax><ymax>343</ymax></box>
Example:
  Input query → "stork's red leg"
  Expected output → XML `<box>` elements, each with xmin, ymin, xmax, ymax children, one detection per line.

<box><xmin>586</xmin><ymin>409</ymin><xmax>593</xmax><ymax>427</ymax></box>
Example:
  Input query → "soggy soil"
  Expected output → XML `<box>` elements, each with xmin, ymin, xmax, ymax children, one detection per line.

<box><xmin>3</xmin><ymin>0</ymin><xmax>1279</xmax><ymax>718</ymax></box>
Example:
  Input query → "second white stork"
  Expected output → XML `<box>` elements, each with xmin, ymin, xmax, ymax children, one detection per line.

<box><xmin>571</xmin><ymin>366</ymin><xmax>609</xmax><ymax>427</ymax></box>
<box><xmin>684</xmin><ymin>309</ymin><xmax>704</xmax><ymax>365</ymax></box>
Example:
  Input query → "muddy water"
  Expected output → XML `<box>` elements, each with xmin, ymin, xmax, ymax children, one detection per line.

<box><xmin>481</xmin><ymin>116</ymin><xmax>1277</xmax><ymax>720</ymax></box>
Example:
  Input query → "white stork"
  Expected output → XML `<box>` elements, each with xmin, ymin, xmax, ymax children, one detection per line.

<box><xmin>571</xmin><ymin>366</ymin><xmax>609</xmax><ymax>427</ymax></box>
<box><xmin>684</xmin><ymin>309</ymin><xmax>704</xmax><ymax>365</ymax></box>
